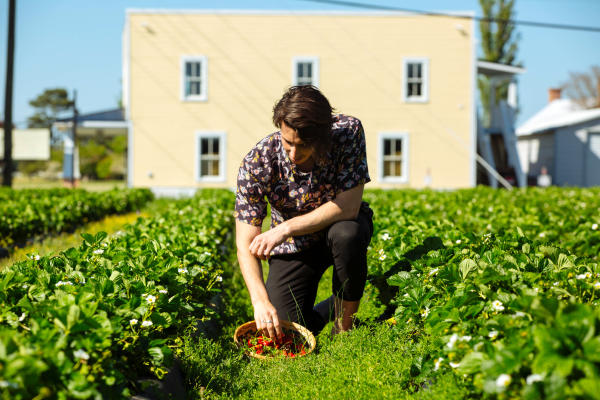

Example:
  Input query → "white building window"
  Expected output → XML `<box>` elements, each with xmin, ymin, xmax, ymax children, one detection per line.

<box><xmin>379</xmin><ymin>132</ymin><xmax>409</xmax><ymax>183</ymax></box>
<box><xmin>182</xmin><ymin>55</ymin><xmax>208</xmax><ymax>101</ymax></box>
<box><xmin>292</xmin><ymin>56</ymin><xmax>319</xmax><ymax>87</ymax></box>
<box><xmin>195</xmin><ymin>131</ymin><xmax>226</xmax><ymax>182</ymax></box>
<box><xmin>403</xmin><ymin>58</ymin><xmax>429</xmax><ymax>103</ymax></box>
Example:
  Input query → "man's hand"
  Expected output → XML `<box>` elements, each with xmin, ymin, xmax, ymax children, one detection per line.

<box><xmin>253</xmin><ymin>299</ymin><xmax>283</xmax><ymax>339</ymax></box>
<box><xmin>248</xmin><ymin>223</ymin><xmax>289</xmax><ymax>259</ymax></box>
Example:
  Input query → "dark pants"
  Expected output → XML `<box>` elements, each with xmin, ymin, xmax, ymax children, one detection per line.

<box><xmin>266</xmin><ymin>203</ymin><xmax>373</xmax><ymax>334</ymax></box>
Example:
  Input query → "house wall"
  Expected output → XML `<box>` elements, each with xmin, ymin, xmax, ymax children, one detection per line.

<box><xmin>126</xmin><ymin>11</ymin><xmax>474</xmax><ymax>190</ymax></box>
<box><xmin>586</xmin><ymin>129</ymin><xmax>600</xmax><ymax>186</ymax></box>
<box><xmin>553</xmin><ymin>119</ymin><xmax>600</xmax><ymax>187</ymax></box>
<box><xmin>517</xmin><ymin>132</ymin><xmax>554</xmax><ymax>177</ymax></box>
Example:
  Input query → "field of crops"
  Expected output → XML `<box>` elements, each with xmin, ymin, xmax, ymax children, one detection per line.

<box><xmin>0</xmin><ymin>186</ymin><xmax>598</xmax><ymax>399</ymax></box>
<box><xmin>0</xmin><ymin>190</ymin><xmax>233</xmax><ymax>398</ymax></box>
<box><xmin>365</xmin><ymin>187</ymin><xmax>600</xmax><ymax>399</ymax></box>
<box><xmin>0</xmin><ymin>188</ymin><xmax>153</xmax><ymax>250</ymax></box>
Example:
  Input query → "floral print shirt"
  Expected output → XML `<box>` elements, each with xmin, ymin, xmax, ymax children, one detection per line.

<box><xmin>234</xmin><ymin>114</ymin><xmax>370</xmax><ymax>255</ymax></box>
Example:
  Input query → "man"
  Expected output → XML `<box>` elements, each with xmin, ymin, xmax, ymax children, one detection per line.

<box><xmin>235</xmin><ymin>85</ymin><xmax>373</xmax><ymax>339</ymax></box>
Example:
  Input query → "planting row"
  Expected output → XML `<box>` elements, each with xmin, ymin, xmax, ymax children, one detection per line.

<box><xmin>365</xmin><ymin>188</ymin><xmax>600</xmax><ymax>399</ymax></box>
<box><xmin>0</xmin><ymin>189</ymin><xmax>234</xmax><ymax>399</ymax></box>
<box><xmin>0</xmin><ymin>188</ymin><xmax>154</xmax><ymax>249</ymax></box>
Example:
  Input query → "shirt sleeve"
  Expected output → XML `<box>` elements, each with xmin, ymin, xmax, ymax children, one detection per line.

<box><xmin>335</xmin><ymin>118</ymin><xmax>371</xmax><ymax>193</ymax></box>
<box><xmin>234</xmin><ymin>150</ymin><xmax>268</xmax><ymax>226</ymax></box>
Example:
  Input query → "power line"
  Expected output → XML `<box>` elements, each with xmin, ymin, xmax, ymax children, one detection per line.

<box><xmin>301</xmin><ymin>0</ymin><xmax>600</xmax><ymax>33</ymax></box>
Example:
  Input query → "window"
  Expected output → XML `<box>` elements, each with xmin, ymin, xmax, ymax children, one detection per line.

<box><xmin>196</xmin><ymin>132</ymin><xmax>226</xmax><ymax>182</ymax></box>
<box><xmin>379</xmin><ymin>133</ymin><xmax>409</xmax><ymax>183</ymax></box>
<box><xmin>182</xmin><ymin>55</ymin><xmax>208</xmax><ymax>101</ymax></box>
<box><xmin>292</xmin><ymin>56</ymin><xmax>319</xmax><ymax>87</ymax></box>
<box><xmin>403</xmin><ymin>58</ymin><xmax>429</xmax><ymax>103</ymax></box>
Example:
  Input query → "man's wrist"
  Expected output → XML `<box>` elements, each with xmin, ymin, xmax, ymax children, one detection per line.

<box><xmin>280</xmin><ymin>220</ymin><xmax>293</xmax><ymax>238</ymax></box>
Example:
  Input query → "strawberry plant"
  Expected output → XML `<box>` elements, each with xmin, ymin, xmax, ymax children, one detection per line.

<box><xmin>0</xmin><ymin>188</ymin><xmax>153</xmax><ymax>249</ymax></box>
<box><xmin>365</xmin><ymin>187</ymin><xmax>600</xmax><ymax>398</ymax></box>
<box><xmin>0</xmin><ymin>189</ymin><xmax>234</xmax><ymax>399</ymax></box>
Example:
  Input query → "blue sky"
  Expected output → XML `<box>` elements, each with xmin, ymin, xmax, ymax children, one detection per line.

<box><xmin>0</xmin><ymin>0</ymin><xmax>599</xmax><ymax>127</ymax></box>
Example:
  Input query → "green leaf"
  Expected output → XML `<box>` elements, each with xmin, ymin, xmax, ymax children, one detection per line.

<box><xmin>583</xmin><ymin>337</ymin><xmax>600</xmax><ymax>362</ymax></box>
<box><xmin>457</xmin><ymin>352</ymin><xmax>486</xmax><ymax>374</ymax></box>
<box><xmin>81</xmin><ymin>233</ymin><xmax>94</xmax><ymax>244</ymax></box>
<box><xmin>148</xmin><ymin>347</ymin><xmax>164</xmax><ymax>365</ymax></box>
<box><xmin>459</xmin><ymin>259</ymin><xmax>477</xmax><ymax>280</ymax></box>
<box><xmin>67</xmin><ymin>305</ymin><xmax>80</xmax><ymax>329</ymax></box>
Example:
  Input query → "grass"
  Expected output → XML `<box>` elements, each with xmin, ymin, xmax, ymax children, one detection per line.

<box><xmin>179</xmin><ymin>236</ymin><xmax>467</xmax><ymax>400</ymax></box>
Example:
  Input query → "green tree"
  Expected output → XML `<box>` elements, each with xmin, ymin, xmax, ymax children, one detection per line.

<box><xmin>79</xmin><ymin>139</ymin><xmax>107</xmax><ymax>179</ymax></box>
<box><xmin>27</xmin><ymin>88</ymin><xmax>73</xmax><ymax>129</ymax></box>
<box><xmin>478</xmin><ymin>0</ymin><xmax>521</xmax><ymax>125</ymax></box>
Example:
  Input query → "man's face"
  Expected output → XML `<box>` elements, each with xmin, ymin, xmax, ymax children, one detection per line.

<box><xmin>280</xmin><ymin>121</ymin><xmax>314</xmax><ymax>166</ymax></box>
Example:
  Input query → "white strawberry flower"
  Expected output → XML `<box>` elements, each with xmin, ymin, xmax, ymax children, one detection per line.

<box><xmin>491</xmin><ymin>300</ymin><xmax>505</xmax><ymax>312</ymax></box>
<box><xmin>215</xmin><ymin>275</ymin><xmax>223</xmax><ymax>282</ymax></box>
<box><xmin>526</xmin><ymin>374</ymin><xmax>544</xmax><ymax>385</ymax></box>
<box><xmin>576</xmin><ymin>272</ymin><xmax>592</xmax><ymax>280</ymax></box>
<box><xmin>141</xmin><ymin>320</ymin><xmax>153</xmax><ymax>328</ymax></box>
<box><xmin>434</xmin><ymin>357</ymin><xmax>443</xmax><ymax>371</ymax></box>
<box><xmin>496</xmin><ymin>374</ymin><xmax>511</xmax><ymax>389</ymax></box>
<box><xmin>130</xmin><ymin>319</ymin><xmax>138</xmax><ymax>325</ymax></box>
<box><xmin>93</xmin><ymin>249</ymin><xmax>104</xmax><ymax>255</ymax></box>
<box><xmin>146</xmin><ymin>295</ymin><xmax>156</xmax><ymax>304</ymax></box>
<box><xmin>428</xmin><ymin>268</ymin><xmax>439</xmax><ymax>276</ymax></box>
<box><xmin>18</xmin><ymin>313</ymin><xmax>26</xmax><ymax>322</ymax></box>
<box><xmin>592</xmin><ymin>223</ymin><xmax>598</xmax><ymax>230</ymax></box>
<box><xmin>455</xmin><ymin>239</ymin><xmax>462</xmax><ymax>244</ymax></box>
<box><xmin>488</xmin><ymin>330</ymin><xmax>499</xmax><ymax>339</ymax></box>
<box><xmin>594</xmin><ymin>282</ymin><xmax>600</xmax><ymax>290</ymax></box>
<box><xmin>55</xmin><ymin>281</ymin><xmax>73</xmax><ymax>287</ymax></box>
<box><xmin>449</xmin><ymin>362</ymin><xmax>460</xmax><ymax>369</ymax></box>
<box><xmin>378</xmin><ymin>249</ymin><xmax>387</xmax><ymax>261</ymax></box>
<box><xmin>420</xmin><ymin>307</ymin><xmax>430</xmax><ymax>318</ymax></box>
<box><xmin>178</xmin><ymin>267</ymin><xmax>188</xmax><ymax>274</ymax></box>
<box><xmin>73</xmin><ymin>349</ymin><xmax>90</xmax><ymax>360</ymax></box>
<box><xmin>446</xmin><ymin>333</ymin><xmax>459</xmax><ymax>349</ymax></box>
<box><xmin>381</xmin><ymin>233</ymin><xmax>391</xmax><ymax>241</ymax></box>
<box><xmin>159</xmin><ymin>289</ymin><xmax>168</xmax><ymax>294</ymax></box>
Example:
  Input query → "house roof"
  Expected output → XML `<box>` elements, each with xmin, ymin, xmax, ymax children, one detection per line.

<box><xmin>54</xmin><ymin>108</ymin><xmax>127</xmax><ymax>137</ymax></box>
<box><xmin>477</xmin><ymin>60</ymin><xmax>526</xmax><ymax>78</ymax></box>
<box><xmin>517</xmin><ymin>99</ymin><xmax>600</xmax><ymax>136</ymax></box>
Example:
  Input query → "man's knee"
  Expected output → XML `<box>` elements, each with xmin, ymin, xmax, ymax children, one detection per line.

<box><xmin>327</xmin><ymin>220</ymin><xmax>369</xmax><ymax>250</ymax></box>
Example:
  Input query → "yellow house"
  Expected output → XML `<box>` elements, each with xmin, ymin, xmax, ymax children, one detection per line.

<box><xmin>124</xmin><ymin>9</ymin><xmax>477</xmax><ymax>194</ymax></box>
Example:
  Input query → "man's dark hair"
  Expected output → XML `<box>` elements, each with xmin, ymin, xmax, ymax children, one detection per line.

<box><xmin>272</xmin><ymin>85</ymin><xmax>334</xmax><ymax>162</ymax></box>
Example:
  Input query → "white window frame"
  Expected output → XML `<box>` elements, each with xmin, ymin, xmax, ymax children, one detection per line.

<box><xmin>378</xmin><ymin>132</ymin><xmax>409</xmax><ymax>183</ymax></box>
<box><xmin>402</xmin><ymin>58</ymin><xmax>429</xmax><ymax>103</ymax></box>
<box><xmin>292</xmin><ymin>56</ymin><xmax>320</xmax><ymax>87</ymax></box>
<box><xmin>181</xmin><ymin>55</ymin><xmax>208</xmax><ymax>102</ymax></box>
<box><xmin>195</xmin><ymin>131</ymin><xmax>226</xmax><ymax>182</ymax></box>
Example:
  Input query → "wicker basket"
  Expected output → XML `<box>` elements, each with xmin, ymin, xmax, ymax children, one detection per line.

<box><xmin>234</xmin><ymin>320</ymin><xmax>316</xmax><ymax>359</ymax></box>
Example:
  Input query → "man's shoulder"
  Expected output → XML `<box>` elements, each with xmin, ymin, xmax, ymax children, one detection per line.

<box><xmin>333</xmin><ymin>113</ymin><xmax>362</xmax><ymax>129</ymax></box>
<box><xmin>243</xmin><ymin>132</ymin><xmax>279</xmax><ymax>162</ymax></box>
<box><xmin>331</xmin><ymin>114</ymin><xmax>364</xmax><ymax>145</ymax></box>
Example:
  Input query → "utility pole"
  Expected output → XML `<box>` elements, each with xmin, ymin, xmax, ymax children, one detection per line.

<box><xmin>2</xmin><ymin>0</ymin><xmax>16</xmax><ymax>187</ymax></box>
<box><xmin>71</xmin><ymin>90</ymin><xmax>78</xmax><ymax>187</ymax></box>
